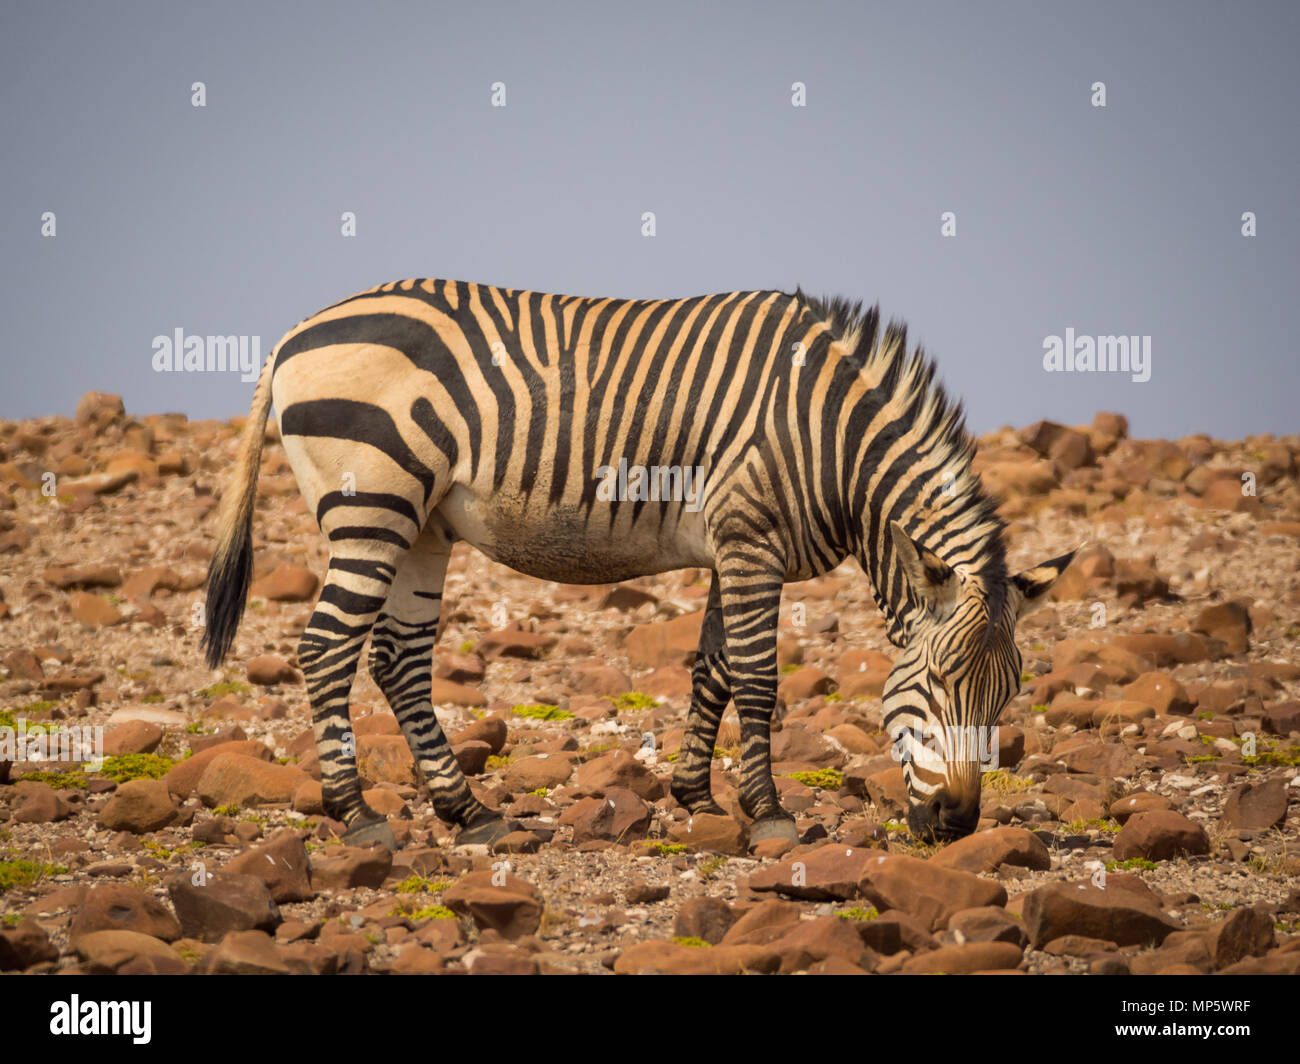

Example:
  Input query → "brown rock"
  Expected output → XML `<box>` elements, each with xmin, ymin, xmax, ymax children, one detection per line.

<box><xmin>102</xmin><ymin>719</ymin><xmax>165</xmax><ymax>756</ymax></box>
<box><xmin>249</xmin><ymin>563</ymin><xmax>319</xmax><ymax>602</ymax></box>
<box><xmin>427</xmin><ymin>678</ymin><xmax>487</xmax><ymax>706</ymax></box>
<box><xmin>163</xmin><ymin>739</ymin><xmax>274</xmax><ymax>798</ymax></box>
<box><xmin>74</xmin><ymin>930</ymin><xmax>184</xmax><ymax>974</ymax></box>
<box><xmin>559</xmin><ymin>788</ymin><xmax>651</xmax><ymax>844</ymax></box>
<box><xmin>246</xmin><ymin>653</ymin><xmax>298</xmax><ymax>685</ymax></box>
<box><xmin>0</xmin><ymin>918</ymin><xmax>59</xmax><ymax>971</ymax></box>
<box><xmin>1122</xmin><ymin>672</ymin><xmax>1194</xmax><ymax>716</ymax></box>
<box><xmin>1112</xmin><ymin>810</ymin><xmax>1210</xmax><ymax>862</ymax></box>
<box><xmin>1021</xmin><ymin>881</ymin><xmax>1179</xmax><ymax>948</ymax></box>
<box><xmin>69</xmin><ymin>591</ymin><xmax>122</xmax><ymax>626</ymax></box>
<box><xmin>478</xmin><ymin>625</ymin><xmax>556</xmax><ymax>660</ymax></box>
<box><xmin>196</xmin><ymin>753</ymin><xmax>310</xmax><ymax>808</ymax></box>
<box><xmin>167</xmin><ymin>871</ymin><xmax>281</xmax><ymax>942</ymax></box>
<box><xmin>452</xmin><ymin>740</ymin><xmax>492</xmax><ymax>776</ymax></box>
<box><xmin>450</xmin><ymin>716</ymin><xmax>508</xmax><ymax>754</ymax></box>
<box><xmin>98</xmin><ymin>778</ymin><xmax>178</xmax><ymax>833</ymax></box>
<box><xmin>1220</xmin><ymin>778</ymin><xmax>1289</xmax><ymax>831</ymax></box>
<box><xmin>1192</xmin><ymin>602</ymin><xmax>1252</xmax><ymax>656</ymax></box>
<box><xmin>356</xmin><ymin>733</ymin><xmax>417</xmax><ymax>788</ymax></box>
<box><xmin>668</xmin><ymin>812</ymin><xmax>748</xmax><ymax>856</ymax></box>
<box><xmin>203</xmin><ymin>929</ymin><xmax>291</xmax><ymax>974</ymax></box>
<box><xmin>623</xmin><ymin>611</ymin><xmax>704</xmax><ymax>668</ymax></box>
<box><xmin>442</xmin><ymin>870</ymin><xmax>542</xmax><ymax>939</ymax></box>
<box><xmin>1207</xmin><ymin>905</ymin><xmax>1275</xmax><ymax>969</ymax></box>
<box><xmin>68</xmin><ymin>883</ymin><xmax>182</xmax><ymax>943</ymax></box>
<box><xmin>309</xmin><ymin>845</ymin><xmax>393</xmax><ymax>890</ymax></box>
<box><xmin>672</xmin><ymin>896</ymin><xmax>737</xmax><ymax>944</ymax></box>
<box><xmin>768</xmin><ymin>915</ymin><xmax>880</xmax><ymax>973</ymax></box>
<box><xmin>931</xmin><ymin>827</ymin><xmax>1051</xmax><ymax>874</ymax></box>
<box><xmin>223</xmin><ymin>831</ymin><xmax>314</xmax><ymax>903</ymax></box>
<box><xmin>613</xmin><ymin>940</ymin><xmax>781</xmax><ymax>975</ymax></box>
<box><xmin>1108</xmin><ymin>791</ymin><xmax>1175</xmax><ymax>823</ymax></box>
<box><xmin>856</xmin><ymin>853</ymin><xmax>1007</xmax><ymax>931</ymax></box>
<box><xmin>901</xmin><ymin>940</ymin><xmax>1024</xmax><ymax>973</ymax></box>
<box><xmin>747</xmin><ymin>843</ymin><xmax>885</xmax><ymax>901</ymax></box>
<box><xmin>11</xmin><ymin>781</ymin><xmax>74</xmax><ymax>824</ymax></box>
<box><xmin>574</xmin><ymin>749</ymin><xmax>663</xmax><ymax>800</ymax></box>
<box><xmin>501</xmin><ymin>755</ymin><xmax>574</xmax><ymax>793</ymax></box>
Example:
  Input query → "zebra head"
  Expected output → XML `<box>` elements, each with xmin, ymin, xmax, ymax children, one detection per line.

<box><xmin>881</xmin><ymin>522</ymin><xmax>1075</xmax><ymax>841</ymax></box>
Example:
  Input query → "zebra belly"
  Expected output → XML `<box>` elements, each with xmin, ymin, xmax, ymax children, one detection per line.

<box><xmin>437</xmin><ymin>485</ymin><xmax>713</xmax><ymax>583</ymax></box>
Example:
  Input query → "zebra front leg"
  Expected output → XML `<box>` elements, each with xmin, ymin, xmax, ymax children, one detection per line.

<box><xmin>369</xmin><ymin>528</ymin><xmax>509</xmax><ymax>847</ymax></box>
<box><xmin>670</xmin><ymin>575</ymin><xmax>731</xmax><ymax>815</ymax></box>
<box><xmin>716</xmin><ymin>552</ymin><xmax>799</xmax><ymax>845</ymax></box>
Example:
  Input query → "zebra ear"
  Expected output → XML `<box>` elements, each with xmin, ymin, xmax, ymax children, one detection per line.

<box><xmin>1010</xmin><ymin>547</ymin><xmax>1079</xmax><ymax>619</ymax></box>
<box><xmin>889</xmin><ymin>521</ymin><xmax>958</xmax><ymax>622</ymax></box>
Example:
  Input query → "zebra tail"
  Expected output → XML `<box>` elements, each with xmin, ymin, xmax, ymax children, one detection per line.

<box><xmin>200</xmin><ymin>352</ymin><xmax>275</xmax><ymax>668</ymax></box>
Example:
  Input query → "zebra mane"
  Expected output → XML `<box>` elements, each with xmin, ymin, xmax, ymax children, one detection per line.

<box><xmin>793</xmin><ymin>288</ymin><xmax>1011</xmax><ymax>641</ymax></box>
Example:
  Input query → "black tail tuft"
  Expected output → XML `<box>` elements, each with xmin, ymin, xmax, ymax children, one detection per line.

<box><xmin>200</xmin><ymin>520</ymin><xmax>253</xmax><ymax>669</ymax></box>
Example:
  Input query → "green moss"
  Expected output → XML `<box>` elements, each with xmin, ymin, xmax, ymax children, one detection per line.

<box><xmin>1106</xmin><ymin>857</ymin><xmax>1158</xmax><ymax>872</ymax></box>
<box><xmin>17</xmin><ymin>769</ymin><xmax>88</xmax><ymax>789</ymax></box>
<box><xmin>647</xmin><ymin>842</ymin><xmax>687</xmax><ymax>856</ymax></box>
<box><xmin>15</xmin><ymin>700</ymin><xmax>57</xmax><ymax>717</ymax></box>
<box><xmin>401</xmin><ymin>904</ymin><xmax>456</xmax><ymax>920</ymax></box>
<box><xmin>0</xmin><ymin>710</ymin><xmax>14</xmax><ymax>730</ymax></box>
<box><xmin>2</xmin><ymin>912</ymin><xmax>20</xmax><ymax>927</ymax></box>
<box><xmin>981</xmin><ymin>769</ymin><xmax>1035</xmax><ymax>795</ymax></box>
<box><xmin>140</xmin><ymin>693</ymin><xmax>164</xmax><ymax>704</ymax></box>
<box><xmin>672</xmin><ymin>936</ymin><xmax>711</xmax><ymax>948</ymax></box>
<box><xmin>511</xmin><ymin>703</ymin><xmax>572</xmax><ymax>721</ymax></box>
<box><xmin>785</xmin><ymin>768</ymin><xmax>844</xmax><ymax>790</ymax></box>
<box><xmin>1185</xmin><ymin>754</ymin><xmax>1217</xmax><ymax>764</ymax></box>
<box><xmin>184</xmin><ymin>722</ymin><xmax>209</xmax><ymax>734</ymax></box>
<box><xmin>604</xmin><ymin>692</ymin><xmax>657</xmax><ymax>713</ymax></box>
<box><xmin>838</xmin><ymin>906</ymin><xmax>879</xmax><ymax>921</ymax></box>
<box><xmin>394</xmin><ymin>875</ymin><xmax>450</xmax><ymax>894</ymax></box>
<box><xmin>1242</xmin><ymin>746</ymin><xmax>1300</xmax><ymax>767</ymax></box>
<box><xmin>824</xmin><ymin>692</ymin><xmax>843</xmax><ymax>702</ymax></box>
<box><xmin>99</xmin><ymin>753</ymin><xmax>174</xmax><ymax>782</ymax></box>
<box><xmin>0</xmin><ymin>859</ymin><xmax>68</xmax><ymax>893</ymax></box>
<box><xmin>1020</xmin><ymin>671</ymin><xmax>1035</xmax><ymax>684</ymax></box>
<box><xmin>485</xmin><ymin>754</ymin><xmax>513</xmax><ymax>770</ymax></box>
<box><xmin>1029</xmin><ymin>703</ymin><xmax>1048</xmax><ymax>714</ymax></box>
<box><xmin>780</xmin><ymin>663</ymin><xmax>800</xmax><ymax>675</ymax></box>
<box><xmin>198</xmin><ymin>681</ymin><xmax>250</xmax><ymax>698</ymax></box>
<box><xmin>529</xmin><ymin>787</ymin><xmax>550</xmax><ymax>797</ymax></box>
<box><xmin>213</xmin><ymin>803</ymin><xmax>240</xmax><ymax>816</ymax></box>
<box><xmin>664</xmin><ymin>752</ymin><xmax>678</xmax><ymax>762</ymax></box>
<box><xmin>1196</xmin><ymin>711</ymin><xmax>1214</xmax><ymax>721</ymax></box>
<box><xmin>1064</xmin><ymin>817</ymin><xmax>1121</xmax><ymax>834</ymax></box>
<box><xmin>458</xmin><ymin>641</ymin><xmax>475</xmax><ymax>654</ymax></box>
<box><xmin>698</xmin><ymin>855</ymin><xmax>727</xmax><ymax>880</ymax></box>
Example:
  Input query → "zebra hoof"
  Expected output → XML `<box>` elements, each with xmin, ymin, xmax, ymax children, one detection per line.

<box><xmin>748</xmin><ymin>816</ymin><xmax>800</xmax><ymax>846</ymax></box>
<box><xmin>343</xmin><ymin>816</ymin><xmax>399</xmax><ymax>851</ymax></box>
<box><xmin>456</xmin><ymin>815</ymin><xmax>511</xmax><ymax>848</ymax></box>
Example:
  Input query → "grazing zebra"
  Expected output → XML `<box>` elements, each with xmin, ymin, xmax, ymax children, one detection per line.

<box><xmin>201</xmin><ymin>279</ymin><xmax>1074</xmax><ymax>849</ymax></box>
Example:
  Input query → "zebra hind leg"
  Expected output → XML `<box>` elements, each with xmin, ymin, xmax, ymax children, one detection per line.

<box><xmin>669</xmin><ymin>576</ymin><xmax>731</xmax><ymax>816</ymax></box>
<box><xmin>299</xmin><ymin>548</ymin><xmax>408</xmax><ymax>849</ymax></box>
<box><xmin>368</xmin><ymin>526</ymin><xmax>510</xmax><ymax>848</ymax></box>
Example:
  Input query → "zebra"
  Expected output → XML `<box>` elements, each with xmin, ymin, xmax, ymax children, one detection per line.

<box><xmin>201</xmin><ymin>279</ymin><xmax>1074</xmax><ymax>849</ymax></box>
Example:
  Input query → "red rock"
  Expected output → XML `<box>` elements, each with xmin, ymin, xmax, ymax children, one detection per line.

<box><xmin>119</xmin><ymin>565</ymin><xmax>186</xmax><ymax>600</ymax></box>
<box><xmin>42</xmin><ymin>564</ymin><xmax>122</xmax><ymax>589</ymax></box>
<box><xmin>356</xmin><ymin>733</ymin><xmax>417</xmax><ymax>788</ymax></box>
<box><xmin>672</xmin><ymin>896</ymin><xmax>737</xmax><ymax>944</ymax></box>
<box><xmin>901</xmin><ymin>941</ymin><xmax>1024</xmax><ymax>973</ymax></box>
<box><xmin>167</xmin><ymin>872</ymin><xmax>281</xmax><ymax>942</ymax></box>
<box><xmin>501</xmin><ymin>755</ymin><xmax>573</xmax><ymax>793</ymax></box>
<box><xmin>249</xmin><ymin>563</ymin><xmax>319</xmax><ymax>602</ymax></box>
<box><xmin>767</xmin><ymin>915</ymin><xmax>880</xmax><ymax>973</ymax></box>
<box><xmin>613</xmin><ymin>940</ymin><xmax>781</xmax><ymax>974</ymax></box>
<box><xmin>931</xmin><ymin>827</ymin><xmax>1051</xmax><ymax>874</ymax></box>
<box><xmin>69</xmin><ymin>591</ymin><xmax>122</xmax><ymax>626</ymax></box>
<box><xmin>1207</xmin><ymin>906</ymin><xmax>1275</xmax><ymax>969</ymax></box>
<box><xmin>747</xmin><ymin>844</ymin><xmax>886</xmax><ymax>900</ymax></box>
<box><xmin>771</xmin><ymin>723</ymin><xmax>844</xmax><ymax>767</ymax></box>
<box><xmin>450</xmin><ymin>716</ymin><xmax>508</xmax><ymax>754</ymax></box>
<box><xmin>1220</xmin><ymin>778</ymin><xmax>1289</xmax><ymax>831</ymax></box>
<box><xmin>68</xmin><ymin>883</ymin><xmax>182</xmax><ymax>943</ymax></box>
<box><xmin>246</xmin><ymin>653</ymin><xmax>298</xmax><ymax>685</ymax></box>
<box><xmin>568</xmin><ymin>663</ymin><xmax>633</xmax><ymax>696</ymax></box>
<box><xmin>98</xmin><ymin>779</ymin><xmax>178</xmax><ymax>833</ymax></box>
<box><xmin>1112</xmin><ymin>633</ymin><xmax>1215</xmax><ymax>668</ymax></box>
<box><xmin>452</xmin><ymin>740</ymin><xmax>492</xmax><ymax>776</ymax></box>
<box><xmin>1022</xmin><ymin>880</ymin><xmax>1179</xmax><ymax>948</ymax></box>
<box><xmin>863</xmin><ymin>767</ymin><xmax>908</xmax><ymax>817</ymax></box>
<box><xmin>622</xmin><ymin>611</ymin><xmax>704</xmax><ymax>668</ymax></box>
<box><xmin>477</xmin><ymin>625</ymin><xmax>556</xmax><ymax>660</ymax></box>
<box><xmin>223</xmin><ymin>831</ymin><xmax>314</xmax><ymax>903</ymax></box>
<box><xmin>0</xmin><ymin>918</ymin><xmax>59</xmax><ymax>971</ymax></box>
<box><xmin>196</xmin><ymin>752</ymin><xmax>310</xmax><ymax>807</ymax></box>
<box><xmin>102</xmin><ymin>720</ymin><xmax>164</xmax><ymax>756</ymax></box>
<box><xmin>442</xmin><ymin>871</ymin><xmax>542</xmax><ymax>939</ymax></box>
<box><xmin>163</xmin><ymin>740</ymin><xmax>274</xmax><ymax>798</ymax></box>
<box><xmin>668</xmin><ymin>812</ymin><xmax>748</xmax><ymax>856</ymax></box>
<box><xmin>1112</xmin><ymin>810</ymin><xmax>1210</xmax><ymax>862</ymax></box>
<box><xmin>778</xmin><ymin>667</ymin><xmax>834</xmax><ymax>702</ymax></box>
<box><xmin>1192</xmin><ymin>602</ymin><xmax>1252</xmax><ymax>655</ymax></box>
<box><xmin>1122</xmin><ymin>672</ymin><xmax>1194</xmax><ymax>716</ymax></box>
<box><xmin>434</xmin><ymin>651</ymin><xmax>486</xmax><ymax>684</ymax></box>
<box><xmin>856</xmin><ymin>853</ymin><xmax>1007</xmax><ymax>931</ymax></box>
<box><xmin>559</xmin><ymin>788</ymin><xmax>651</xmax><ymax>843</ymax></box>
<box><xmin>427</xmin><ymin>678</ymin><xmax>487</xmax><ymax>706</ymax></box>
<box><xmin>948</xmin><ymin>906</ymin><xmax>1028</xmax><ymax>946</ymax></box>
<box><xmin>202</xmin><ymin>929</ymin><xmax>291</xmax><ymax>974</ymax></box>
<box><xmin>309</xmin><ymin>845</ymin><xmax>393</xmax><ymax>890</ymax></box>
<box><xmin>11</xmin><ymin>781</ymin><xmax>74</xmax><ymax>824</ymax></box>
<box><xmin>74</xmin><ymin>931</ymin><xmax>184</xmax><ymax>974</ymax></box>
<box><xmin>575</xmin><ymin>749</ymin><xmax>663</xmax><ymax>800</ymax></box>
<box><xmin>1108</xmin><ymin>791</ymin><xmax>1175</xmax><ymax>823</ymax></box>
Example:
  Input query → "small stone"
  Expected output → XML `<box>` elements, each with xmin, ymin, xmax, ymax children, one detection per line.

<box><xmin>223</xmin><ymin>831</ymin><xmax>314</xmax><ymax>903</ymax></box>
<box><xmin>442</xmin><ymin>870</ymin><xmax>542</xmax><ymax>940</ymax></box>
<box><xmin>249</xmin><ymin>564</ymin><xmax>319</xmax><ymax>603</ymax></box>
<box><xmin>68</xmin><ymin>883</ymin><xmax>181</xmax><ymax>944</ymax></box>
<box><xmin>1112</xmin><ymin>810</ymin><xmax>1210</xmax><ymax>862</ymax></box>
<box><xmin>167</xmin><ymin>871</ymin><xmax>281</xmax><ymax>943</ymax></box>
<box><xmin>310</xmin><ymin>845</ymin><xmax>393</xmax><ymax>890</ymax></box>
<box><xmin>672</xmin><ymin>896</ymin><xmax>736</xmax><ymax>944</ymax></box>
<box><xmin>97</xmin><ymin>778</ymin><xmax>178</xmax><ymax>834</ymax></box>
<box><xmin>246</xmin><ymin>653</ymin><xmax>298</xmax><ymax>685</ymax></box>
<box><xmin>1220</xmin><ymin>778</ymin><xmax>1289</xmax><ymax>831</ymax></box>
<box><xmin>930</xmin><ymin>827</ymin><xmax>1050</xmax><ymax>874</ymax></box>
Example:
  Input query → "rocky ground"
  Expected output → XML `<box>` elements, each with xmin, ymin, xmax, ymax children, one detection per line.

<box><xmin>0</xmin><ymin>394</ymin><xmax>1297</xmax><ymax>975</ymax></box>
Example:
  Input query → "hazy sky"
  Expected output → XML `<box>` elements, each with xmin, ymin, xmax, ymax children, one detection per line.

<box><xmin>2</xmin><ymin>1</ymin><xmax>1296</xmax><ymax>439</ymax></box>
